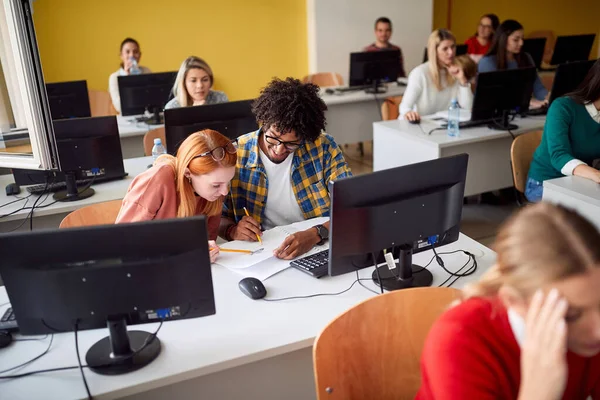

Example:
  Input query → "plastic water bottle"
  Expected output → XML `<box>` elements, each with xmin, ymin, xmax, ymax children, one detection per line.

<box><xmin>447</xmin><ymin>98</ymin><xmax>460</xmax><ymax>138</ymax></box>
<box><xmin>129</xmin><ymin>57</ymin><xmax>141</xmax><ymax>75</ymax></box>
<box><xmin>151</xmin><ymin>138</ymin><xmax>166</xmax><ymax>162</ymax></box>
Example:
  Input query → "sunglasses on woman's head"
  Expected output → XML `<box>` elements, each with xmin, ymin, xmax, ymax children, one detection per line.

<box><xmin>194</xmin><ymin>140</ymin><xmax>237</xmax><ymax>162</ymax></box>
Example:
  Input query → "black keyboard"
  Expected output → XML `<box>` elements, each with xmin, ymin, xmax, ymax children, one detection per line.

<box><xmin>290</xmin><ymin>249</ymin><xmax>329</xmax><ymax>278</ymax></box>
<box><xmin>25</xmin><ymin>174</ymin><xmax>128</xmax><ymax>195</ymax></box>
<box><xmin>441</xmin><ymin>119</ymin><xmax>489</xmax><ymax>129</ymax></box>
<box><xmin>527</xmin><ymin>106</ymin><xmax>548</xmax><ymax>116</ymax></box>
<box><xmin>0</xmin><ymin>307</ymin><xmax>18</xmax><ymax>331</ymax></box>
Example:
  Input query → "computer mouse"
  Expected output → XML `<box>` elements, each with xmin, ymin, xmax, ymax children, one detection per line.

<box><xmin>324</xmin><ymin>88</ymin><xmax>335</xmax><ymax>95</ymax></box>
<box><xmin>5</xmin><ymin>183</ymin><xmax>20</xmax><ymax>196</ymax></box>
<box><xmin>238</xmin><ymin>277</ymin><xmax>267</xmax><ymax>300</ymax></box>
<box><xmin>0</xmin><ymin>331</ymin><xmax>12</xmax><ymax>349</ymax></box>
<box><xmin>408</xmin><ymin>119</ymin><xmax>421</xmax><ymax>125</ymax></box>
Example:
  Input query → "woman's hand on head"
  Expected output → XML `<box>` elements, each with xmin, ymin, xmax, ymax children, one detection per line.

<box><xmin>529</xmin><ymin>98</ymin><xmax>547</xmax><ymax>110</ymax></box>
<box><xmin>123</xmin><ymin>59</ymin><xmax>134</xmax><ymax>75</ymax></box>
<box><xmin>448</xmin><ymin>64</ymin><xmax>467</xmax><ymax>85</ymax></box>
<box><xmin>208</xmin><ymin>240</ymin><xmax>220</xmax><ymax>263</ymax></box>
<box><xmin>404</xmin><ymin>111</ymin><xmax>421</xmax><ymax>122</ymax></box>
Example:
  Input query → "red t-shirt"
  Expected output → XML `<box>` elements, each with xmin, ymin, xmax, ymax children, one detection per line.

<box><xmin>416</xmin><ymin>297</ymin><xmax>600</xmax><ymax>399</ymax></box>
<box><xmin>465</xmin><ymin>36</ymin><xmax>490</xmax><ymax>55</ymax></box>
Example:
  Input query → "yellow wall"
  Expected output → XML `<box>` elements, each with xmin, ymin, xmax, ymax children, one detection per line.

<box><xmin>432</xmin><ymin>0</ymin><xmax>600</xmax><ymax>58</ymax></box>
<box><xmin>32</xmin><ymin>0</ymin><xmax>308</xmax><ymax>101</ymax></box>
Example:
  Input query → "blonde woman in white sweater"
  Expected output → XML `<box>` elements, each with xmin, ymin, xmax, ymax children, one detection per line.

<box><xmin>399</xmin><ymin>29</ymin><xmax>474</xmax><ymax>122</ymax></box>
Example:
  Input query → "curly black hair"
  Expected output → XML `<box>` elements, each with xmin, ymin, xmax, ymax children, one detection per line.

<box><xmin>252</xmin><ymin>77</ymin><xmax>327</xmax><ymax>142</ymax></box>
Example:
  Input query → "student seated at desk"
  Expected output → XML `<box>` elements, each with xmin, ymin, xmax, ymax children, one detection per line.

<box><xmin>399</xmin><ymin>29</ymin><xmax>474</xmax><ymax>122</ymax></box>
<box><xmin>417</xmin><ymin>203</ymin><xmax>600</xmax><ymax>400</ymax></box>
<box><xmin>464</xmin><ymin>13</ymin><xmax>499</xmax><ymax>63</ymax></box>
<box><xmin>108</xmin><ymin>38</ymin><xmax>151</xmax><ymax>114</ymax></box>
<box><xmin>220</xmin><ymin>77</ymin><xmax>352</xmax><ymax>260</ymax></box>
<box><xmin>478</xmin><ymin>20</ymin><xmax>548</xmax><ymax>108</ymax></box>
<box><xmin>164</xmin><ymin>56</ymin><xmax>228</xmax><ymax>109</ymax></box>
<box><xmin>363</xmin><ymin>17</ymin><xmax>406</xmax><ymax>78</ymax></box>
<box><xmin>525</xmin><ymin>59</ymin><xmax>600</xmax><ymax>202</ymax></box>
<box><xmin>116</xmin><ymin>130</ymin><xmax>237</xmax><ymax>262</ymax></box>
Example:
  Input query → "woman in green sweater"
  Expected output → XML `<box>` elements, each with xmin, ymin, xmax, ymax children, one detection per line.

<box><xmin>526</xmin><ymin>59</ymin><xmax>600</xmax><ymax>202</ymax></box>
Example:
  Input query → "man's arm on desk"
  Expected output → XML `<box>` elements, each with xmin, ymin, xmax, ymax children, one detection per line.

<box><xmin>273</xmin><ymin>221</ymin><xmax>329</xmax><ymax>260</ymax></box>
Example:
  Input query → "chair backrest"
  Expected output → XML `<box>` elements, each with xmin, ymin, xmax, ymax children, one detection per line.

<box><xmin>302</xmin><ymin>72</ymin><xmax>344</xmax><ymax>87</ymax></box>
<box><xmin>313</xmin><ymin>287</ymin><xmax>461</xmax><ymax>400</ymax></box>
<box><xmin>527</xmin><ymin>30</ymin><xmax>556</xmax><ymax>65</ymax></box>
<box><xmin>143</xmin><ymin>127</ymin><xmax>166</xmax><ymax>156</ymax></box>
<box><xmin>511</xmin><ymin>129</ymin><xmax>543</xmax><ymax>193</ymax></box>
<box><xmin>88</xmin><ymin>89</ymin><xmax>117</xmax><ymax>117</ymax></box>
<box><xmin>381</xmin><ymin>95</ymin><xmax>403</xmax><ymax>120</ymax></box>
<box><xmin>59</xmin><ymin>200</ymin><xmax>123</xmax><ymax>229</ymax></box>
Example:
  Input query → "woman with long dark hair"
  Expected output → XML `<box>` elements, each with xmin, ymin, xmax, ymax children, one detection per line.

<box><xmin>525</xmin><ymin>58</ymin><xmax>600</xmax><ymax>202</ymax></box>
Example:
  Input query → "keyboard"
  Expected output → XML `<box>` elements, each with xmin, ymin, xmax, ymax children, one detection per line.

<box><xmin>527</xmin><ymin>106</ymin><xmax>548</xmax><ymax>116</ymax></box>
<box><xmin>440</xmin><ymin>119</ymin><xmax>489</xmax><ymax>129</ymax></box>
<box><xmin>0</xmin><ymin>307</ymin><xmax>18</xmax><ymax>331</ymax></box>
<box><xmin>290</xmin><ymin>249</ymin><xmax>329</xmax><ymax>278</ymax></box>
<box><xmin>26</xmin><ymin>174</ymin><xmax>127</xmax><ymax>194</ymax></box>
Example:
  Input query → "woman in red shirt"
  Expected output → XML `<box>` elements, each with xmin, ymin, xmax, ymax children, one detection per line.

<box><xmin>417</xmin><ymin>203</ymin><xmax>600</xmax><ymax>400</ymax></box>
<box><xmin>465</xmin><ymin>14</ymin><xmax>499</xmax><ymax>62</ymax></box>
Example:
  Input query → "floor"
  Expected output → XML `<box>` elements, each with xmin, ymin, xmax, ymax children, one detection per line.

<box><xmin>342</xmin><ymin>141</ymin><xmax>519</xmax><ymax>251</ymax></box>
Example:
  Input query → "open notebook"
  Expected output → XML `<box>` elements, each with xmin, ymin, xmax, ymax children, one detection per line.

<box><xmin>215</xmin><ymin>217</ymin><xmax>329</xmax><ymax>280</ymax></box>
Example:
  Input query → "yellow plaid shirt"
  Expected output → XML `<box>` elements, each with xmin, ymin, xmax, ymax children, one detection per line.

<box><xmin>222</xmin><ymin>129</ymin><xmax>352</xmax><ymax>225</ymax></box>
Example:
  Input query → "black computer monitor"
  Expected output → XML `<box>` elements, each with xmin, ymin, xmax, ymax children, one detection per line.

<box><xmin>45</xmin><ymin>80</ymin><xmax>91</xmax><ymax>120</ymax></box>
<box><xmin>349</xmin><ymin>50</ymin><xmax>400</xmax><ymax>92</ymax></box>
<box><xmin>550</xmin><ymin>34</ymin><xmax>596</xmax><ymax>65</ymax></box>
<box><xmin>549</xmin><ymin>59</ymin><xmax>596</xmax><ymax>104</ymax></box>
<box><xmin>164</xmin><ymin>100</ymin><xmax>258</xmax><ymax>155</ymax></box>
<box><xmin>0</xmin><ymin>216</ymin><xmax>215</xmax><ymax>375</ymax></box>
<box><xmin>328</xmin><ymin>154</ymin><xmax>468</xmax><ymax>291</ymax></box>
<box><xmin>118</xmin><ymin>71</ymin><xmax>177</xmax><ymax>121</ymax></box>
<box><xmin>522</xmin><ymin>38</ymin><xmax>546</xmax><ymax>69</ymax></box>
<box><xmin>422</xmin><ymin>44</ymin><xmax>467</xmax><ymax>63</ymax></box>
<box><xmin>471</xmin><ymin>67</ymin><xmax>536</xmax><ymax>130</ymax></box>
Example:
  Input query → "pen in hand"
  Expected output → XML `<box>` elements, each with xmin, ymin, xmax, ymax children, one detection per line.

<box><xmin>243</xmin><ymin>207</ymin><xmax>263</xmax><ymax>244</ymax></box>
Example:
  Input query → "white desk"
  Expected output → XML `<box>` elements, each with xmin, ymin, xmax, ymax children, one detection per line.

<box><xmin>321</xmin><ymin>84</ymin><xmax>405</xmax><ymax>145</ymax></box>
<box><xmin>543</xmin><ymin>176</ymin><xmax>600</xmax><ymax>229</ymax></box>
<box><xmin>0</xmin><ymin>233</ymin><xmax>494</xmax><ymax>400</ymax></box>
<box><xmin>0</xmin><ymin>157</ymin><xmax>152</xmax><ymax>232</ymax></box>
<box><xmin>117</xmin><ymin>116</ymin><xmax>162</xmax><ymax>159</ymax></box>
<box><xmin>373</xmin><ymin>116</ymin><xmax>546</xmax><ymax>196</ymax></box>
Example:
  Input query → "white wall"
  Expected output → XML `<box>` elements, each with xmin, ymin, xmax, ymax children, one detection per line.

<box><xmin>307</xmin><ymin>0</ymin><xmax>433</xmax><ymax>84</ymax></box>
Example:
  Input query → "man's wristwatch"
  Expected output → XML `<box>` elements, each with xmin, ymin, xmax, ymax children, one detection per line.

<box><xmin>313</xmin><ymin>224</ymin><xmax>329</xmax><ymax>246</ymax></box>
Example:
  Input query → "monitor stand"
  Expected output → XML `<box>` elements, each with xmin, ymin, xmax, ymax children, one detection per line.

<box><xmin>488</xmin><ymin>110</ymin><xmax>518</xmax><ymax>131</ymax></box>
<box><xmin>364</xmin><ymin>80</ymin><xmax>387</xmax><ymax>94</ymax></box>
<box><xmin>53</xmin><ymin>171</ymin><xmax>94</xmax><ymax>202</ymax></box>
<box><xmin>86</xmin><ymin>317</ymin><xmax>161</xmax><ymax>375</ymax></box>
<box><xmin>372</xmin><ymin>244</ymin><xmax>433</xmax><ymax>291</ymax></box>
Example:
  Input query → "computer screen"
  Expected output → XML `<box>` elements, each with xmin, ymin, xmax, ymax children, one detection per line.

<box><xmin>349</xmin><ymin>50</ymin><xmax>400</xmax><ymax>88</ymax></box>
<box><xmin>423</xmin><ymin>44</ymin><xmax>467</xmax><ymax>63</ymax></box>
<box><xmin>118</xmin><ymin>71</ymin><xmax>177</xmax><ymax>116</ymax></box>
<box><xmin>0</xmin><ymin>216</ymin><xmax>215</xmax><ymax>374</ymax></box>
<box><xmin>522</xmin><ymin>38</ymin><xmax>546</xmax><ymax>69</ymax></box>
<box><xmin>549</xmin><ymin>59</ymin><xmax>596</xmax><ymax>104</ymax></box>
<box><xmin>45</xmin><ymin>80</ymin><xmax>91</xmax><ymax>120</ymax></box>
<box><xmin>550</xmin><ymin>34</ymin><xmax>596</xmax><ymax>65</ymax></box>
<box><xmin>164</xmin><ymin>100</ymin><xmax>258</xmax><ymax>154</ymax></box>
<box><xmin>328</xmin><ymin>154</ymin><xmax>468</xmax><ymax>291</ymax></box>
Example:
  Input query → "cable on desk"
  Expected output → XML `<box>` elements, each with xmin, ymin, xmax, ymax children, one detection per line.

<box><xmin>262</xmin><ymin>279</ymin><xmax>364</xmax><ymax>302</ymax></box>
<box><xmin>427</xmin><ymin>127</ymin><xmax>446</xmax><ymax>136</ymax></box>
<box><xmin>0</xmin><ymin>193</ymin><xmax>32</xmax><ymax>210</ymax></box>
<box><xmin>0</xmin><ymin>334</ymin><xmax>54</xmax><ymax>375</ymax></box>
<box><xmin>74</xmin><ymin>321</ymin><xmax>93</xmax><ymax>400</ymax></box>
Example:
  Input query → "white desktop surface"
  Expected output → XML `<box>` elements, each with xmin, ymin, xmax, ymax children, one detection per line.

<box><xmin>543</xmin><ymin>176</ymin><xmax>600</xmax><ymax>230</ymax></box>
<box><xmin>373</xmin><ymin>116</ymin><xmax>546</xmax><ymax>196</ymax></box>
<box><xmin>0</xmin><ymin>157</ymin><xmax>151</xmax><ymax>225</ymax></box>
<box><xmin>116</xmin><ymin>116</ymin><xmax>162</xmax><ymax>139</ymax></box>
<box><xmin>0</xmin><ymin>234</ymin><xmax>495</xmax><ymax>400</ymax></box>
<box><xmin>320</xmin><ymin>84</ymin><xmax>405</xmax><ymax>106</ymax></box>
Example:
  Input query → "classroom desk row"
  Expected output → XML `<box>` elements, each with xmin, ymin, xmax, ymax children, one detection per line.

<box><xmin>0</xmin><ymin>226</ymin><xmax>495</xmax><ymax>400</ymax></box>
<box><xmin>543</xmin><ymin>176</ymin><xmax>600</xmax><ymax>230</ymax></box>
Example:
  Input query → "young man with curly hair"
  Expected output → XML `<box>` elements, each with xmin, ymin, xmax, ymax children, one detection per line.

<box><xmin>219</xmin><ymin>77</ymin><xmax>352</xmax><ymax>260</ymax></box>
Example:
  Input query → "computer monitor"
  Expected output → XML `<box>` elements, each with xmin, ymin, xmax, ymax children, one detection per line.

<box><xmin>471</xmin><ymin>67</ymin><xmax>536</xmax><ymax>130</ymax></box>
<box><xmin>164</xmin><ymin>100</ymin><xmax>258</xmax><ymax>154</ymax></box>
<box><xmin>45</xmin><ymin>80</ymin><xmax>91</xmax><ymax>120</ymax></box>
<box><xmin>522</xmin><ymin>38</ymin><xmax>546</xmax><ymax>69</ymax></box>
<box><xmin>118</xmin><ymin>71</ymin><xmax>177</xmax><ymax>122</ymax></box>
<box><xmin>0</xmin><ymin>216</ymin><xmax>215</xmax><ymax>375</ymax></box>
<box><xmin>349</xmin><ymin>50</ymin><xmax>400</xmax><ymax>92</ymax></box>
<box><xmin>550</xmin><ymin>34</ymin><xmax>596</xmax><ymax>65</ymax></box>
<box><xmin>422</xmin><ymin>44</ymin><xmax>467</xmax><ymax>63</ymax></box>
<box><xmin>328</xmin><ymin>154</ymin><xmax>468</xmax><ymax>291</ymax></box>
<box><xmin>548</xmin><ymin>59</ymin><xmax>596</xmax><ymax>104</ymax></box>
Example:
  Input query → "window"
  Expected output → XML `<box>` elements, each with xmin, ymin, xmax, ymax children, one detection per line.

<box><xmin>0</xmin><ymin>0</ymin><xmax>57</xmax><ymax>170</ymax></box>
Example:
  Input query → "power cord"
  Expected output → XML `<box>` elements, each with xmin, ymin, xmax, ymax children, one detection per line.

<box><xmin>371</xmin><ymin>252</ymin><xmax>384</xmax><ymax>294</ymax></box>
<box><xmin>0</xmin><ymin>193</ymin><xmax>33</xmax><ymax>210</ymax></box>
<box><xmin>0</xmin><ymin>334</ymin><xmax>54</xmax><ymax>375</ymax></box>
<box><xmin>431</xmin><ymin>244</ymin><xmax>477</xmax><ymax>279</ymax></box>
<box><xmin>74</xmin><ymin>321</ymin><xmax>93</xmax><ymax>400</ymax></box>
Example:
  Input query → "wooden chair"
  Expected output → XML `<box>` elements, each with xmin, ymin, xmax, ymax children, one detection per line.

<box><xmin>59</xmin><ymin>200</ymin><xmax>123</xmax><ymax>228</ymax></box>
<box><xmin>303</xmin><ymin>72</ymin><xmax>343</xmax><ymax>87</ymax></box>
<box><xmin>510</xmin><ymin>129</ymin><xmax>543</xmax><ymax>197</ymax></box>
<box><xmin>527</xmin><ymin>30</ymin><xmax>556</xmax><ymax>66</ymax></box>
<box><xmin>143</xmin><ymin>127</ymin><xmax>166</xmax><ymax>156</ymax></box>
<box><xmin>313</xmin><ymin>287</ymin><xmax>461</xmax><ymax>400</ymax></box>
<box><xmin>381</xmin><ymin>95</ymin><xmax>403</xmax><ymax>120</ymax></box>
<box><xmin>88</xmin><ymin>89</ymin><xmax>117</xmax><ymax>117</ymax></box>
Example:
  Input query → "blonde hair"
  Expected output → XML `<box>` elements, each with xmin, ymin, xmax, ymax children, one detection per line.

<box><xmin>454</xmin><ymin>55</ymin><xmax>477</xmax><ymax>82</ymax></box>
<box><xmin>427</xmin><ymin>29</ymin><xmax>457</xmax><ymax>91</ymax></box>
<box><xmin>157</xmin><ymin>129</ymin><xmax>236</xmax><ymax>218</ymax></box>
<box><xmin>172</xmin><ymin>56</ymin><xmax>214</xmax><ymax>107</ymax></box>
<box><xmin>463</xmin><ymin>203</ymin><xmax>600</xmax><ymax>300</ymax></box>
